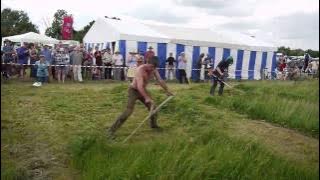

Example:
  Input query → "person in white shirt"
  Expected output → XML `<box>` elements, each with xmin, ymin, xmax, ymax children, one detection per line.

<box><xmin>310</xmin><ymin>60</ymin><xmax>318</xmax><ymax>76</ymax></box>
<box><xmin>102</xmin><ymin>48</ymin><xmax>113</xmax><ymax>79</ymax></box>
<box><xmin>112</xmin><ymin>50</ymin><xmax>123</xmax><ymax>81</ymax></box>
<box><xmin>126</xmin><ymin>51</ymin><xmax>138</xmax><ymax>81</ymax></box>
<box><xmin>177</xmin><ymin>52</ymin><xmax>189</xmax><ymax>84</ymax></box>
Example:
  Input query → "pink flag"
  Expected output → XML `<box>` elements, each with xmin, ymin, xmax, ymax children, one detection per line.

<box><xmin>61</xmin><ymin>16</ymin><xmax>73</xmax><ymax>40</ymax></box>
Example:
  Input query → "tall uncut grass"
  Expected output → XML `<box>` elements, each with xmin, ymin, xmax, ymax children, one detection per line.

<box><xmin>204</xmin><ymin>80</ymin><xmax>319</xmax><ymax>138</ymax></box>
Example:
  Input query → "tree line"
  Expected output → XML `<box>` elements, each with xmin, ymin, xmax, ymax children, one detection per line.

<box><xmin>1</xmin><ymin>8</ymin><xmax>319</xmax><ymax>57</ymax></box>
<box><xmin>1</xmin><ymin>8</ymin><xmax>93</xmax><ymax>43</ymax></box>
<box><xmin>277</xmin><ymin>46</ymin><xmax>319</xmax><ymax>58</ymax></box>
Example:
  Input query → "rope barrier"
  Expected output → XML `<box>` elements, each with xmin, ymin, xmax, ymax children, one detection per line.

<box><xmin>1</xmin><ymin>62</ymin><xmax>300</xmax><ymax>73</ymax></box>
<box><xmin>2</xmin><ymin>63</ymin><xmax>317</xmax><ymax>75</ymax></box>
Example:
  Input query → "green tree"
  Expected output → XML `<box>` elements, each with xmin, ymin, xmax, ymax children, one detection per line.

<box><xmin>1</xmin><ymin>8</ymin><xmax>39</xmax><ymax>37</ymax></box>
<box><xmin>290</xmin><ymin>49</ymin><xmax>305</xmax><ymax>56</ymax></box>
<box><xmin>305</xmin><ymin>49</ymin><xmax>319</xmax><ymax>58</ymax></box>
<box><xmin>277</xmin><ymin>47</ymin><xmax>319</xmax><ymax>58</ymax></box>
<box><xmin>73</xmin><ymin>20</ymin><xmax>95</xmax><ymax>43</ymax></box>
<box><xmin>277</xmin><ymin>46</ymin><xmax>291</xmax><ymax>55</ymax></box>
<box><xmin>45</xmin><ymin>9</ymin><xmax>68</xmax><ymax>39</ymax></box>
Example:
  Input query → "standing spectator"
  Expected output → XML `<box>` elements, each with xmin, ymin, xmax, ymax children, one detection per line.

<box><xmin>126</xmin><ymin>51</ymin><xmax>138</xmax><ymax>81</ymax></box>
<box><xmin>16</xmin><ymin>42</ymin><xmax>30</xmax><ymax>79</ymax></box>
<box><xmin>94</xmin><ymin>46</ymin><xmax>103</xmax><ymax>79</ymax></box>
<box><xmin>177</xmin><ymin>52</ymin><xmax>189</xmax><ymax>84</ymax></box>
<box><xmin>304</xmin><ymin>53</ymin><xmax>310</xmax><ymax>72</ymax></box>
<box><xmin>112</xmin><ymin>50</ymin><xmax>124</xmax><ymax>81</ymax></box>
<box><xmin>40</xmin><ymin>45</ymin><xmax>53</xmax><ymax>82</ymax></box>
<box><xmin>2</xmin><ymin>39</ymin><xmax>15</xmax><ymax>79</ymax></box>
<box><xmin>279</xmin><ymin>59</ymin><xmax>286</xmax><ymax>80</ymax></box>
<box><xmin>29</xmin><ymin>43</ymin><xmax>38</xmax><ymax>79</ymax></box>
<box><xmin>79</xmin><ymin>45</ymin><xmax>87</xmax><ymax>78</ymax></box>
<box><xmin>144</xmin><ymin>46</ymin><xmax>155</xmax><ymax>64</ymax></box>
<box><xmin>310</xmin><ymin>60</ymin><xmax>319</xmax><ymax>77</ymax></box>
<box><xmin>305</xmin><ymin>63</ymin><xmax>313</xmax><ymax>76</ymax></box>
<box><xmin>203</xmin><ymin>53</ymin><xmax>213</xmax><ymax>83</ymax></box>
<box><xmin>83</xmin><ymin>48</ymin><xmax>94</xmax><ymax>79</ymax></box>
<box><xmin>72</xmin><ymin>46</ymin><xmax>84</xmax><ymax>82</ymax></box>
<box><xmin>102</xmin><ymin>48</ymin><xmax>113</xmax><ymax>79</ymax></box>
<box><xmin>33</xmin><ymin>55</ymin><xmax>49</xmax><ymax>87</ymax></box>
<box><xmin>166</xmin><ymin>52</ymin><xmax>176</xmax><ymax>80</ymax></box>
<box><xmin>53</xmin><ymin>48</ymin><xmax>70</xmax><ymax>83</ymax></box>
<box><xmin>195</xmin><ymin>53</ymin><xmax>205</xmax><ymax>82</ymax></box>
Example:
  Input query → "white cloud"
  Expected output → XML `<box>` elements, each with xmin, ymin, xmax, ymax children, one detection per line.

<box><xmin>1</xmin><ymin>0</ymin><xmax>319</xmax><ymax>50</ymax></box>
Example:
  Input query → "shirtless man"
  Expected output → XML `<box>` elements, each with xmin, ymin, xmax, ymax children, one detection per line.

<box><xmin>108</xmin><ymin>56</ymin><xmax>173</xmax><ymax>137</ymax></box>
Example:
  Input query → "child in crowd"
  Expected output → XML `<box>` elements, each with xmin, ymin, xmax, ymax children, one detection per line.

<box><xmin>92</xmin><ymin>65</ymin><xmax>100</xmax><ymax>80</ymax></box>
<box><xmin>33</xmin><ymin>55</ymin><xmax>49</xmax><ymax>87</ymax></box>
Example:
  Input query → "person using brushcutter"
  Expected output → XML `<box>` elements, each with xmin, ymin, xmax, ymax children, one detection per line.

<box><xmin>209</xmin><ymin>56</ymin><xmax>233</xmax><ymax>96</ymax></box>
<box><xmin>108</xmin><ymin>56</ymin><xmax>173</xmax><ymax>138</ymax></box>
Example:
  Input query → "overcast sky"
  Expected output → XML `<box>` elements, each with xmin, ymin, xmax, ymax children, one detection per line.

<box><xmin>1</xmin><ymin>0</ymin><xmax>319</xmax><ymax>50</ymax></box>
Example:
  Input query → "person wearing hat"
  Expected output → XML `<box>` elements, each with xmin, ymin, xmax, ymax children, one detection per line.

<box><xmin>33</xmin><ymin>54</ymin><xmax>49</xmax><ymax>87</ymax></box>
<box><xmin>108</xmin><ymin>56</ymin><xmax>173</xmax><ymax>138</ymax></box>
<box><xmin>144</xmin><ymin>46</ymin><xmax>155</xmax><ymax>64</ymax></box>
<box><xmin>102</xmin><ymin>47</ymin><xmax>113</xmax><ymax>79</ymax></box>
<box><xmin>112</xmin><ymin>50</ymin><xmax>124</xmax><ymax>81</ymax></box>
<box><xmin>2</xmin><ymin>39</ymin><xmax>16</xmax><ymax>79</ymax></box>
<box><xmin>208</xmin><ymin>56</ymin><xmax>233</xmax><ymax>96</ymax></box>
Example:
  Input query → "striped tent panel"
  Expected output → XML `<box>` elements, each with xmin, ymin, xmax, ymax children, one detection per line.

<box><xmin>86</xmin><ymin>40</ymin><xmax>275</xmax><ymax>80</ymax></box>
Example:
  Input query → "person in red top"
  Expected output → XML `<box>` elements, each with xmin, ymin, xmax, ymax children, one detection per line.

<box><xmin>144</xmin><ymin>46</ymin><xmax>155</xmax><ymax>64</ymax></box>
<box><xmin>278</xmin><ymin>59</ymin><xmax>286</xmax><ymax>80</ymax></box>
<box><xmin>279</xmin><ymin>59</ymin><xmax>286</xmax><ymax>72</ymax></box>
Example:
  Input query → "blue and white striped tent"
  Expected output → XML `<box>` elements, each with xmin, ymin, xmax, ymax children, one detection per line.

<box><xmin>83</xmin><ymin>17</ymin><xmax>277</xmax><ymax>80</ymax></box>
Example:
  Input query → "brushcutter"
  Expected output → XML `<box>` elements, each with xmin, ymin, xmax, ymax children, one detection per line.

<box><xmin>210</xmin><ymin>74</ymin><xmax>245</xmax><ymax>94</ymax></box>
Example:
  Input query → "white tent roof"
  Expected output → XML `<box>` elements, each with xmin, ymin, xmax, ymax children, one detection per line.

<box><xmin>2</xmin><ymin>32</ymin><xmax>59</xmax><ymax>44</ymax></box>
<box><xmin>144</xmin><ymin>24</ymin><xmax>276</xmax><ymax>51</ymax></box>
<box><xmin>83</xmin><ymin>17</ymin><xmax>170</xmax><ymax>43</ymax></box>
<box><xmin>84</xmin><ymin>17</ymin><xmax>276</xmax><ymax>51</ymax></box>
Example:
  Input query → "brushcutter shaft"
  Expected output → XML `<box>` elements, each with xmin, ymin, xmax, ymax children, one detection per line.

<box><xmin>122</xmin><ymin>95</ymin><xmax>174</xmax><ymax>143</ymax></box>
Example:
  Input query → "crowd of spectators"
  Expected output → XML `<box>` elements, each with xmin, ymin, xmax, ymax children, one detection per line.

<box><xmin>3</xmin><ymin>40</ymin><xmax>203</xmax><ymax>86</ymax></box>
<box><xmin>275</xmin><ymin>53</ymin><xmax>319</xmax><ymax>80</ymax></box>
<box><xmin>2</xmin><ymin>39</ymin><xmax>317</xmax><ymax>85</ymax></box>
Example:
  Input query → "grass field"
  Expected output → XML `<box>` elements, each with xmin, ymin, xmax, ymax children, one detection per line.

<box><xmin>1</xmin><ymin>79</ymin><xmax>319</xmax><ymax>179</ymax></box>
